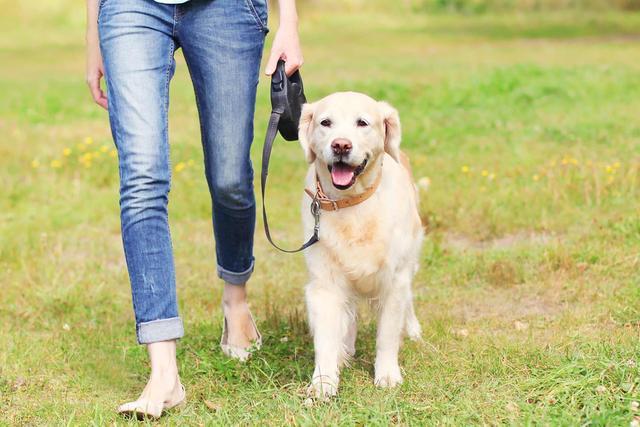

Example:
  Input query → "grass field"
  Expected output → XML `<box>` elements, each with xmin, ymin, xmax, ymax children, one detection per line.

<box><xmin>1</xmin><ymin>2</ymin><xmax>640</xmax><ymax>425</ymax></box>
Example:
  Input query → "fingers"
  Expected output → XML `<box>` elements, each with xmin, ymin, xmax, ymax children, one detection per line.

<box><xmin>86</xmin><ymin>73</ymin><xmax>108</xmax><ymax>110</ymax></box>
<box><xmin>284</xmin><ymin>57</ymin><xmax>303</xmax><ymax>76</ymax></box>
<box><xmin>264</xmin><ymin>50</ymin><xmax>303</xmax><ymax>76</ymax></box>
<box><xmin>264</xmin><ymin>50</ymin><xmax>281</xmax><ymax>76</ymax></box>
<box><xmin>265</xmin><ymin>51</ymin><xmax>303</xmax><ymax>77</ymax></box>
<box><xmin>95</xmin><ymin>92</ymin><xmax>108</xmax><ymax>110</ymax></box>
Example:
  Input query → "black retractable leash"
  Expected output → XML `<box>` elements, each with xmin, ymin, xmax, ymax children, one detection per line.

<box><xmin>260</xmin><ymin>60</ymin><xmax>320</xmax><ymax>253</ymax></box>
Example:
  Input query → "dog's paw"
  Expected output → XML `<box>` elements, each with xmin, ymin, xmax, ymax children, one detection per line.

<box><xmin>374</xmin><ymin>363</ymin><xmax>403</xmax><ymax>388</ymax></box>
<box><xmin>344</xmin><ymin>342</ymin><xmax>356</xmax><ymax>358</ymax></box>
<box><xmin>406</xmin><ymin>319</ymin><xmax>422</xmax><ymax>342</ymax></box>
<box><xmin>307</xmin><ymin>375</ymin><xmax>339</xmax><ymax>399</ymax></box>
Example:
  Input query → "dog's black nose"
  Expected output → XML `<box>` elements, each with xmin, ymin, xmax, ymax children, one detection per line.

<box><xmin>331</xmin><ymin>138</ymin><xmax>352</xmax><ymax>156</ymax></box>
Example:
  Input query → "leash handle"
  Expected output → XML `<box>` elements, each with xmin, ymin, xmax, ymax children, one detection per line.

<box><xmin>271</xmin><ymin>60</ymin><xmax>306</xmax><ymax>141</ymax></box>
<box><xmin>261</xmin><ymin>110</ymin><xmax>319</xmax><ymax>253</ymax></box>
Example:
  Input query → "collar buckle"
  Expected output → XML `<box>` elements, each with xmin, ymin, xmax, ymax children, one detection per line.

<box><xmin>310</xmin><ymin>197</ymin><xmax>321</xmax><ymax>236</ymax></box>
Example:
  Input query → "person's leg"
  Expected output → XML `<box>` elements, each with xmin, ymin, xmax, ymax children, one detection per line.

<box><xmin>176</xmin><ymin>0</ymin><xmax>268</xmax><ymax>353</ymax></box>
<box><xmin>99</xmin><ymin>0</ymin><xmax>184</xmax><ymax>413</ymax></box>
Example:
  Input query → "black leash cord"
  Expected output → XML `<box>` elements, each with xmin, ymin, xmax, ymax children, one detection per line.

<box><xmin>260</xmin><ymin>110</ymin><xmax>320</xmax><ymax>253</ymax></box>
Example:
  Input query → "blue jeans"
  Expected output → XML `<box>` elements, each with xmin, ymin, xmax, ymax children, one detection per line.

<box><xmin>98</xmin><ymin>0</ymin><xmax>268</xmax><ymax>344</ymax></box>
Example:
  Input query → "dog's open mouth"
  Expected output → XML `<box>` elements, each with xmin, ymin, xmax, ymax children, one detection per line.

<box><xmin>328</xmin><ymin>158</ymin><xmax>368</xmax><ymax>190</ymax></box>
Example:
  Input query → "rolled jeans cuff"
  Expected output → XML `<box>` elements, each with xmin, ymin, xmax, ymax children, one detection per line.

<box><xmin>137</xmin><ymin>316</ymin><xmax>184</xmax><ymax>344</ymax></box>
<box><xmin>217</xmin><ymin>261</ymin><xmax>254</xmax><ymax>285</ymax></box>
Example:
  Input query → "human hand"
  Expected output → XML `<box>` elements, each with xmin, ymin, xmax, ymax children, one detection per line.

<box><xmin>86</xmin><ymin>26</ymin><xmax>108</xmax><ymax>110</ymax></box>
<box><xmin>264</xmin><ymin>20</ymin><xmax>303</xmax><ymax>77</ymax></box>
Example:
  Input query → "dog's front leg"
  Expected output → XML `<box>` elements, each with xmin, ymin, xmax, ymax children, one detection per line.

<box><xmin>374</xmin><ymin>272</ymin><xmax>412</xmax><ymax>388</ymax></box>
<box><xmin>344</xmin><ymin>313</ymin><xmax>357</xmax><ymax>360</ymax></box>
<box><xmin>305</xmin><ymin>281</ymin><xmax>349</xmax><ymax>398</ymax></box>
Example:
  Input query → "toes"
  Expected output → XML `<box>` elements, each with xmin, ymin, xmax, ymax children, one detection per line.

<box><xmin>221</xmin><ymin>344</ymin><xmax>251</xmax><ymax>362</ymax></box>
<box><xmin>307</xmin><ymin>377</ymin><xmax>339</xmax><ymax>399</ymax></box>
<box><xmin>117</xmin><ymin>399</ymin><xmax>163</xmax><ymax>419</ymax></box>
<box><xmin>374</xmin><ymin>365</ymin><xmax>403</xmax><ymax>388</ymax></box>
<box><xmin>345</xmin><ymin>345</ymin><xmax>356</xmax><ymax>358</ymax></box>
<box><xmin>117</xmin><ymin>401</ymin><xmax>137</xmax><ymax>413</ymax></box>
<box><xmin>374</xmin><ymin>374</ymin><xmax>403</xmax><ymax>388</ymax></box>
<box><xmin>406</xmin><ymin>323</ymin><xmax>422</xmax><ymax>342</ymax></box>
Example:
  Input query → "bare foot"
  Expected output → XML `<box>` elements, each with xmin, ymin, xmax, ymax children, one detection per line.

<box><xmin>221</xmin><ymin>283</ymin><xmax>261</xmax><ymax>359</ymax></box>
<box><xmin>118</xmin><ymin>340</ymin><xmax>186</xmax><ymax>419</ymax></box>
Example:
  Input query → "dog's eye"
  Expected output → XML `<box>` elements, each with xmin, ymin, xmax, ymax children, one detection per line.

<box><xmin>356</xmin><ymin>119</ymin><xmax>369</xmax><ymax>127</ymax></box>
<box><xmin>320</xmin><ymin>119</ymin><xmax>332</xmax><ymax>127</ymax></box>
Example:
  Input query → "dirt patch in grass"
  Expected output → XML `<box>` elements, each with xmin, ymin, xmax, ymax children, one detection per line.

<box><xmin>456</xmin><ymin>290</ymin><xmax>561</xmax><ymax>323</ymax></box>
<box><xmin>443</xmin><ymin>231</ymin><xmax>558</xmax><ymax>252</ymax></box>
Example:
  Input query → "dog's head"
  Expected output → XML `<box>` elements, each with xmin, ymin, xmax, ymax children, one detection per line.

<box><xmin>298</xmin><ymin>92</ymin><xmax>401</xmax><ymax>191</ymax></box>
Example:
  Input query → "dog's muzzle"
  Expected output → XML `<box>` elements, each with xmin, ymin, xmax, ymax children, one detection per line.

<box><xmin>328</xmin><ymin>157</ymin><xmax>369</xmax><ymax>190</ymax></box>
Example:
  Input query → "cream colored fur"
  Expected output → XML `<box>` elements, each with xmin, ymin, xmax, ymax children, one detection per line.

<box><xmin>298</xmin><ymin>92</ymin><xmax>423</xmax><ymax>398</ymax></box>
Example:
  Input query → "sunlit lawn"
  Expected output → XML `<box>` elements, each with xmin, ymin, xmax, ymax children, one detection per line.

<box><xmin>1</xmin><ymin>4</ymin><xmax>640</xmax><ymax>425</ymax></box>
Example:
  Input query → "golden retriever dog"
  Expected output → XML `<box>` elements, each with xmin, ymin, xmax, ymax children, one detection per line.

<box><xmin>298</xmin><ymin>92</ymin><xmax>423</xmax><ymax>398</ymax></box>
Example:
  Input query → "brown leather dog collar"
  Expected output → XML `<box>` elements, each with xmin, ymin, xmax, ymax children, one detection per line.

<box><xmin>304</xmin><ymin>168</ymin><xmax>382</xmax><ymax>211</ymax></box>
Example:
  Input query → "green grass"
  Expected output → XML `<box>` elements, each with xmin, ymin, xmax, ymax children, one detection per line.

<box><xmin>1</xmin><ymin>3</ymin><xmax>640</xmax><ymax>425</ymax></box>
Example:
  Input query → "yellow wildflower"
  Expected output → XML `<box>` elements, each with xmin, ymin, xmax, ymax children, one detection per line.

<box><xmin>79</xmin><ymin>153</ymin><xmax>93</xmax><ymax>167</ymax></box>
<box><xmin>613</xmin><ymin>162</ymin><xmax>621</xmax><ymax>169</ymax></box>
<box><xmin>84</xmin><ymin>137</ymin><xmax>93</xmax><ymax>145</ymax></box>
<box><xmin>100</xmin><ymin>145</ymin><xmax>109</xmax><ymax>153</ymax></box>
<box><xmin>481</xmin><ymin>170</ymin><xmax>489</xmax><ymax>177</ymax></box>
<box><xmin>31</xmin><ymin>159</ymin><xmax>40</xmax><ymax>169</ymax></box>
<box><xmin>533</xmin><ymin>174</ymin><xmax>540</xmax><ymax>181</ymax></box>
<box><xmin>63</xmin><ymin>148</ymin><xmax>72</xmax><ymax>157</ymax></box>
<box><xmin>50</xmin><ymin>159</ymin><xmax>62</xmax><ymax>169</ymax></box>
<box><xmin>109</xmin><ymin>149</ymin><xmax>117</xmax><ymax>158</ymax></box>
<box><xmin>461</xmin><ymin>165</ymin><xmax>470</xmax><ymax>174</ymax></box>
<box><xmin>175</xmin><ymin>162</ymin><xmax>186</xmax><ymax>173</ymax></box>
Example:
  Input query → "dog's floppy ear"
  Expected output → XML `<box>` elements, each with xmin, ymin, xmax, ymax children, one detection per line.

<box><xmin>298</xmin><ymin>102</ymin><xmax>316</xmax><ymax>163</ymax></box>
<box><xmin>378</xmin><ymin>101</ymin><xmax>401</xmax><ymax>162</ymax></box>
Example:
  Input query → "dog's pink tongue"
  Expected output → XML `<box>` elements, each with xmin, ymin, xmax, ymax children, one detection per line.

<box><xmin>331</xmin><ymin>164</ymin><xmax>355</xmax><ymax>187</ymax></box>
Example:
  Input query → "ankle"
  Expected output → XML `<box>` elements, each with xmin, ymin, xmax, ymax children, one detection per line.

<box><xmin>146</xmin><ymin>340</ymin><xmax>179</xmax><ymax>380</ymax></box>
<box><xmin>222</xmin><ymin>282</ymin><xmax>248</xmax><ymax>306</ymax></box>
<box><xmin>149</xmin><ymin>365</ymin><xmax>179</xmax><ymax>379</ymax></box>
